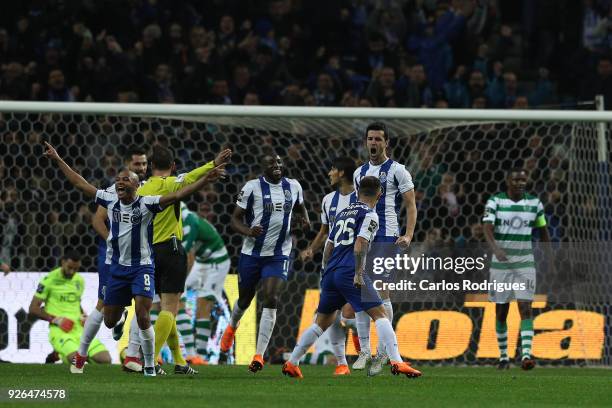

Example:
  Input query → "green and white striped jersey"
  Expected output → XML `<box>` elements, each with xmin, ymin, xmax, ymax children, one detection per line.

<box><xmin>482</xmin><ymin>192</ymin><xmax>546</xmax><ymax>272</ymax></box>
<box><xmin>181</xmin><ymin>207</ymin><xmax>229</xmax><ymax>264</ymax></box>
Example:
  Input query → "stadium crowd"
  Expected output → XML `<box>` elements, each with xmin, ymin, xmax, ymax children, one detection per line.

<box><xmin>0</xmin><ymin>0</ymin><xmax>610</xmax><ymax>109</ymax></box>
<box><xmin>0</xmin><ymin>0</ymin><xmax>599</xmax><ymax>272</ymax></box>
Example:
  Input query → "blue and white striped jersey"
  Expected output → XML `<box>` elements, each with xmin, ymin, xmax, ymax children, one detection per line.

<box><xmin>353</xmin><ymin>159</ymin><xmax>414</xmax><ymax>238</ymax></box>
<box><xmin>320</xmin><ymin>190</ymin><xmax>357</xmax><ymax>226</ymax></box>
<box><xmin>97</xmin><ymin>182</ymin><xmax>145</xmax><ymax>262</ymax></box>
<box><xmin>324</xmin><ymin>202</ymin><xmax>379</xmax><ymax>276</ymax></box>
<box><xmin>236</xmin><ymin>177</ymin><xmax>304</xmax><ymax>257</ymax></box>
<box><xmin>95</xmin><ymin>190</ymin><xmax>163</xmax><ymax>267</ymax></box>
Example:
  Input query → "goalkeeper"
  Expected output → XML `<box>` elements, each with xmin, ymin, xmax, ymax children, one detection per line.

<box><xmin>28</xmin><ymin>251</ymin><xmax>111</xmax><ymax>365</ymax></box>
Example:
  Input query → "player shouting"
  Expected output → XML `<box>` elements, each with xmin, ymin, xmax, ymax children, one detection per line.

<box><xmin>282</xmin><ymin>176</ymin><xmax>421</xmax><ymax>379</ymax></box>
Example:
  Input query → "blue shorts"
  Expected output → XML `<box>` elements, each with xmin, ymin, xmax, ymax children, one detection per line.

<box><xmin>104</xmin><ymin>264</ymin><xmax>155</xmax><ymax>307</ymax></box>
<box><xmin>97</xmin><ymin>253</ymin><xmax>109</xmax><ymax>300</ymax></box>
<box><xmin>317</xmin><ymin>268</ymin><xmax>382</xmax><ymax>314</ymax></box>
<box><xmin>237</xmin><ymin>254</ymin><xmax>289</xmax><ymax>289</ymax></box>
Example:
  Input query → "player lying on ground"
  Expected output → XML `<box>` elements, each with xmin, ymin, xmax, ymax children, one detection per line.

<box><xmin>43</xmin><ymin>142</ymin><xmax>226</xmax><ymax>376</ymax></box>
<box><xmin>353</xmin><ymin>122</ymin><xmax>417</xmax><ymax>376</ymax></box>
<box><xmin>483</xmin><ymin>168</ymin><xmax>551</xmax><ymax>371</ymax></box>
<box><xmin>177</xmin><ymin>202</ymin><xmax>230</xmax><ymax>365</ymax></box>
<box><xmin>29</xmin><ymin>250</ymin><xmax>112</xmax><ymax>366</ymax></box>
<box><xmin>299</xmin><ymin>156</ymin><xmax>359</xmax><ymax>375</ymax></box>
<box><xmin>220</xmin><ymin>154</ymin><xmax>310</xmax><ymax>372</ymax></box>
<box><xmin>282</xmin><ymin>176</ymin><xmax>421</xmax><ymax>379</ymax></box>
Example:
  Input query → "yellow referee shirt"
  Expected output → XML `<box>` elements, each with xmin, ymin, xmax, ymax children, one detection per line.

<box><xmin>137</xmin><ymin>161</ymin><xmax>215</xmax><ymax>244</ymax></box>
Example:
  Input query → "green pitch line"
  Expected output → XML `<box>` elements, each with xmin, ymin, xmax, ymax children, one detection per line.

<box><xmin>0</xmin><ymin>365</ymin><xmax>610</xmax><ymax>408</ymax></box>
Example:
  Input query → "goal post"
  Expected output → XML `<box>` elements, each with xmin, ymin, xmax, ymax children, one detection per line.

<box><xmin>0</xmin><ymin>100</ymin><xmax>609</xmax><ymax>366</ymax></box>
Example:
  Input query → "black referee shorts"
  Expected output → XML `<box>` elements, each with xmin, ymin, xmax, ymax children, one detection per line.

<box><xmin>153</xmin><ymin>239</ymin><xmax>187</xmax><ymax>294</ymax></box>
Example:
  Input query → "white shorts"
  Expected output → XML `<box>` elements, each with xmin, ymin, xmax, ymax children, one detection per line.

<box><xmin>184</xmin><ymin>259</ymin><xmax>231</xmax><ymax>301</ymax></box>
<box><xmin>488</xmin><ymin>268</ymin><xmax>536</xmax><ymax>303</ymax></box>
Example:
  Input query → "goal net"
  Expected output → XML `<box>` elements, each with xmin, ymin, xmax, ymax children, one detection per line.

<box><xmin>0</xmin><ymin>102</ymin><xmax>609</xmax><ymax>366</ymax></box>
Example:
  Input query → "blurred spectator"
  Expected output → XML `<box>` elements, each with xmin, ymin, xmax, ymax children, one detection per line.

<box><xmin>403</xmin><ymin>64</ymin><xmax>433</xmax><ymax>107</ymax></box>
<box><xmin>580</xmin><ymin>56</ymin><xmax>612</xmax><ymax>108</ymax></box>
<box><xmin>366</xmin><ymin>66</ymin><xmax>401</xmax><ymax>107</ymax></box>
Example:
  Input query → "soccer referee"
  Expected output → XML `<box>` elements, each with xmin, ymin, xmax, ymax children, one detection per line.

<box><xmin>137</xmin><ymin>145</ymin><xmax>231</xmax><ymax>373</ymax></box>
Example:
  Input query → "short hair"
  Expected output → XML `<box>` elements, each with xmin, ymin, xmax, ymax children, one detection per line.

<box><xmin>116</xmin><ymin>167</ymin><xmax>139</xmax><ymax>182</ymax></box>
<box><xmin>124</xmin><ymin>146</ymin><xmax>146</xmax><ymax>162</ymax></box>
<box><xmin>359</xmin><ymin>176</ymin><xmax>381</xmax><ymax>197</ymax></box>
<box><xmin>151</xmin><ymin>145</ymin><xmax>174</xmax><ymax>170</ymax></box>
<box><xmin>332</xmin><ymin>157</ymin><xmax>356</xmax><ymax>183</ymax></box>
<box><xmin>365</xmin><ymin>121</ymin><xmax>389</xmax><ymax>141</ymax></box>
<box><xmin>62</xmin><ymin>250</ymin><xmax>82</xmax><ymax>262</ymax></box>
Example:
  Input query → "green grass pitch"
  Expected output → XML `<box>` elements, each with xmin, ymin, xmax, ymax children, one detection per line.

<box><xmin>1</xmin><ymin>364</ymin><xmax>610</xmax><ymax>407</ymax></box>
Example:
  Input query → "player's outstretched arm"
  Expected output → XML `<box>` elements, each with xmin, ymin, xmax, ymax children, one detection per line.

<box><xmin>396</xmin><ymin>190</ymin><xmax>417</xmax><ymax>249</ymax></box>
<box><xmin>181</xmin><ymin>148</ymin><xmax>232</xmax><ymax>185</ymax></box>
<box><xmin>159</xmin><ymin>164</ymin><xmax>226</xmax><ymax>209</ymax></box>
<box><xmin>300</xmin><ymin>224</ymin><xmax>329</xmax><ymax>261</ymax></box>
<box><xmin>92</xmin><ymin>206</ymin><xmax>109</xmax><ymax>240</ymax></box>
<box><xmin>231</xmin><ymin>206</ymin><xmax>263</xmax><ymax>237</ymax></box>
<box><xmin>43</xmin><ymin>142</ymin><xmax>97</xmax><ymax>198</ymax></box>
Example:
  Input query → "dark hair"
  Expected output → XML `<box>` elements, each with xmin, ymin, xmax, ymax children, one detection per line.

<box><xmin>151</xmin><ymin>145</ymin><xmax>174</xmax><ymax>170</ymax></box>
<box><xmin>332</xmin><ymin>157</ymin><xmax>356</xmax><ymax>183</ymax></box>
<box><xmin>365</xmin><ymin>121</ymin><xmax>389</xmax><ymax>141</ymax></box>
<box><xmin>62</xmin><ymin>250</ymin><xmax>81</xmax><ymax>262</ymax></box>
<box><xmin>359</xmin><ymin>176</ymin><xmax>381</xmax><ymax>197</ymax></box>
<box><xmin>124</xmin><ymin>146</ymin><xmax>146</xmax><ymax>162</ymax></box>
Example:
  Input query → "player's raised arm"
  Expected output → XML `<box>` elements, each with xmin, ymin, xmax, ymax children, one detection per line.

<box><xmin>43</xmin><ymin>142</ymin><xmax>97</xmax><ymax>198</ymax></box>
<box><xmin>179</xmin><ymin>148</ymin><xmax>232</xmax><ymax>185</ymax></box>
<box><xmin>92</xmin><ymin>206</ymin><xmax>109</xmax><ymax>240</ymax></box>
<box><xmin>158</xmin><ymin>164</ymin><xmax>227</xmax><ymax>209</ymax></box>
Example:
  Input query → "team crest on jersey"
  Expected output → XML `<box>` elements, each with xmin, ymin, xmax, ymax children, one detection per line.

<box><xmin>131</xmin><ymin>208</ymin><xmax>142</xmax><ymax>224</ymax></box>
<box><xmin>75</xmin><ymin>281</ymin><xmax>81</xmax><ymax>291</ymax></box>
<box><xmin>379</xmin><ymin>171</ymin><xmax>387</xmax><ymax>183</ymax></box>
<box><xmin>284</xmin><ymin>190</ymin><xmax>292</xmax><ymax>201</ymax></box>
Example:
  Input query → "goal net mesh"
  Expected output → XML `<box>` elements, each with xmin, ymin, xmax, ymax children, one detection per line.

<box><xmin>0</xmin><ymin>111</ymin><xmax>609</xmax><ymax>366</ymax></box>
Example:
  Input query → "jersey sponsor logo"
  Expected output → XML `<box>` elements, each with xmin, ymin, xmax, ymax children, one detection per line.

<box><xmin>501</xmin><ymin>217</ymin><xmax>531</xmax><ymax>229</ymax></box>
<box><xmin>59</xmin><ymin>293</ymin><xmax>79</xmax><ymax>303</ymax></box>
<box><xmin>112</xmin><ymin>209</ymin><xmax>140</xmax><ymax>224</ymax></box>
<box><xmin>264</xmin><ymin>202</ymin><xmax>285</xmax><ymax>214</ymax></box>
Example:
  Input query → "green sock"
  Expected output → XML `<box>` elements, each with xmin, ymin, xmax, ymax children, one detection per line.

<box><xmin>520</xmin><ymin>319</ymin><xmax>534</xmax><ymax>359</ymax></box>
<box><xmin>195</xmin><ymin>319</ymin><xmax>211</xmax><ymax>357</ymax></box>
<box><xmin>496</xmin><ymin>320</ymin><xmax>508</xmax><ymax>361</ymax></box>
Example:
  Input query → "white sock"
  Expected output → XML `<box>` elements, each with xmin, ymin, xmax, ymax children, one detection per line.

<box><xmin>355</xmin><ymin>311</ymin><xmax>371</xmax><ymax>354</ymax></box>
<box><xmin>289</xmin><ymin>323</ymin><xmax>324</xmax><ymax>365</ymax></box>
<box><xmin>341</xmin><ymin>316</ymin><xmax>357</xmax><ymax>332</ymax></box>
<box><xmin>377</xmin><ymin>299</ymin><xmax>393</xmax><ymax>355</ymax></box>
<box><xmin>126</xmin><ymin>315</ymin><xmax>142</xmax><ymax>358</ymax></box>
<box><xmin>230</xmin><ymin>300</ymin><xmax>245</xmax><ymax>328</ymax></box>
<box><xmin>139</xmin><ymin>326</ymin><xmax>156</xmax><ymax>368</ymax></box>
<box><xmin>255</xmin><ymin>308</ymin><xmax>276</xmax><ymax>356</ymax></box>
<box><xmin>375</xmin><ymin>318</ymin><xmax>402</xmax><ymax>362</ymax></box>
<box><xmin>328</xmin><ymin>315</ymin><xmax>347</xmax><ymax>366</ymax></box>
<box><xmin>78</xmin><ymin>308</ymin><xmax>104</xmax><ymax>356</ymax></box>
